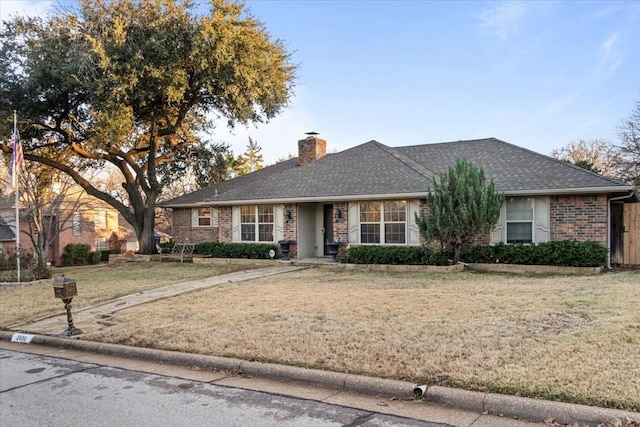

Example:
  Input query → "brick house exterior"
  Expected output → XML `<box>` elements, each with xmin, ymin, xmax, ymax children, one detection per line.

<box><xmin>161</xmin><ymin>136</ymin><xmax>638</xmax><ymax>266</ymax></box>
<box><xmin>0</xmin><ymin>194</ymin><xmax>127</xmax><ymax>266</ymax></box>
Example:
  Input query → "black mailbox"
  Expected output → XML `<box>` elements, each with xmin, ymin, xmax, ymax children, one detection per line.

<box><xmin>53</xmin><ymin>276</ymin><xmax>77</xmax><ymax>300</ymax></box>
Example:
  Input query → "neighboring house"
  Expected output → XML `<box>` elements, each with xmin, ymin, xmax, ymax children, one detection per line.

<box><xmin>0</xmin><ymin>194</ymin><xmax>127</xmax><ymax>266</ymax></box>
<box><xmin>160</xmin><ymin>136</ymin><xmax>639</xmax><ymax>267</ymax></box>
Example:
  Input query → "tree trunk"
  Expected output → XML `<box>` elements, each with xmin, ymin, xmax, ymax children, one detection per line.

<box><xmin>137</xmin><ymin>206</ymin><xmax>158</xmax><ymax>254</ymax></box>
<box><xmin>453</xmin><ymin>244</ymin><xmax>461</xmax><ymax>265</ymax></box>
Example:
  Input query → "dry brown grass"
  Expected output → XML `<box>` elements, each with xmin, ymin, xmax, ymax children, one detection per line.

<box><xmin>0</xmin><ymin>262</ymin><xmax>265</xmax><ymax>327</ymax></box>
<box><xmin>76</xmin><ymin>268</ymin><xmax>640</xmax><ymax>411</ymax></box>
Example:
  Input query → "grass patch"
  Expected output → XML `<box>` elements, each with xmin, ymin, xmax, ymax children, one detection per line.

<box><xmin>2</xmin><ymin>265</ymin><xmax>638</xmax><ymax>410</ymax></box>
<box><xmin>0</xmin><ymin>262</ymin><xmax>264</xmax><ymax>327</ymax></box>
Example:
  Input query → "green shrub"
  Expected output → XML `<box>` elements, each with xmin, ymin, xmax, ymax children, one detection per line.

<box><xmin>460</xmin><ymin>241</ymin><xmax>607</xmax><ymax>267</ymax></box>
<box><xmin>343</xmin><ymin>246</ymin><xmax>451</xmax><ymax>266</ymax></box>
<box><xmin>62</xmin><ymin>244</ymin><xmax>92</xmax><ymax>266</ymax></box>
<box><xmin>89</xmin><ymin>251</ymin><xmax>102</xmax><ymax>265</ymax></box>
<box><xmin>195</xmin><ymin>242</ymin><xmax>277</xmax><ymax>259</ymax></box>
<box><xmin>98</xmin><ymin>250</ymin><xmax>118</xmax><ymax>262</ymax></box>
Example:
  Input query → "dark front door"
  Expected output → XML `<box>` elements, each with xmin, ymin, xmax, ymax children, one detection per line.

<box><xmin>610</xmin><ymin>203</ymin><xmax>624</xmax><ymax>265</ymax></box>
<box><xmin>323</xmin><ymin>204</ymin><xmax>334</xmax><ymax>255</ymax></box>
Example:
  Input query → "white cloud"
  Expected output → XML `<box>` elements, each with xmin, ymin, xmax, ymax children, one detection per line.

<box><xmin>0</xmin><ymin>0</ymin><xmax>55</xmax><ymax>21</ymax></box>
<box><xmin>596</xmin><ymin>32</ymin><xmax>622</xmax><ymax>75</ymax></box>
<box><xmin>477</xmin><ymin>2</ymin><xmax>526</xmax><ymax>41</ymax></box>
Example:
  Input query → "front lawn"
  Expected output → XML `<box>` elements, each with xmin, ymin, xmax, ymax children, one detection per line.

<box><xmin>0</xmin><ymin>263</ymin><xmax>640</xmax><ymax>411</ymax></box>
<box><xmin>73</xmin><ymin>267</ymin><xmax>639</xmax><ymax>411</ymax></box>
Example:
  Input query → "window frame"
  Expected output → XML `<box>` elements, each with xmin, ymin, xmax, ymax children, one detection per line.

<box><xmin>95</xmin><ymin>238</ymin><xmax>108</xmax><ymax>251</ymax></box>
<box><xmin>505</xmin><ymin>197</ymin><xmax>534</xmax><ymax>244</ymax></box>
<box><xmin>94</xmin><ymin>210</ymin><xmax>107</xmax><ymax>231</ymax></box>
<box><xmin>240</xmin><ymin>205</ymin><xmax>274</xmax><ymax>243</ymax></box>
<box><xmin>358</xmin><ymin>201</ymin><xmax>407</xmax><ymax>245</ymax></box>
<box><xmin>196</xmin><ymin>207</ymin><xmax>212</xmax><ymax>227</ymax></box>
<box><xmin>72</xmin><ymin>213</ymin><xmax>82</xmax><ymax>236</ymax></box>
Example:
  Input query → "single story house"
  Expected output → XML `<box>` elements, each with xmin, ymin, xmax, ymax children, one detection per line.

<box><xmin>160</xmin><ymin>136</ymin><xmax>639</xmax><ymax>266</ymax></box>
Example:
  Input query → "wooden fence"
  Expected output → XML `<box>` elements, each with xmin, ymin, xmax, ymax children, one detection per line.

<box><xmin>623</xmin><ymin>203</ymin><xmax>639</xmax><ymax>267</ymax></box>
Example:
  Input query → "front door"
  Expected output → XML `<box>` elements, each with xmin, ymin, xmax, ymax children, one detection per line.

<box><xmin>323</xmin><ymin>204</ymin><xmax>334</xmax><ymax>255</ymax></box>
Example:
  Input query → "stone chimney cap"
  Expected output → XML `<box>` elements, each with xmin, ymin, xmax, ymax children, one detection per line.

<box><xmin>305</xmin><ymin>131</ymin><xmax>319</xmax><ymax>137</ymax></box>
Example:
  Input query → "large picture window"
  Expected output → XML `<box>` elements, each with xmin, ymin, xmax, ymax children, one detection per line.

<box><xmin>506</xmin><ymin>197</ymin><xmax>533</xmax><ymax>243</ymax></box>
<box><xmin>359</xmin><ymin>201</ymin><xmax>406</xmax><ymax>244</ymax></box>
<box><xmin>241</xmin><ymin>205</ymin><xmax>274</xmax><ymax>242</ymax></box>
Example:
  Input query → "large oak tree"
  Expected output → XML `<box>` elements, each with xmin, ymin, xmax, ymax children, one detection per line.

<box><xmin>1</xmin><ymin>0</ymin><xmax>296</xmax><ymax>253</ymax></box>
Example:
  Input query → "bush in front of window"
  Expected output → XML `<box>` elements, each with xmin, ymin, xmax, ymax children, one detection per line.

<box><xmin>343</xmin><ymin>246</ymin><xmax>452</xmax><ymax>266</ymax></box>
<box><xmin>196</xmin><ymin>242</ymin><xmax>278</xmax><ymax>259</ymax></box>
<box><xmin>460</xmin><ymin>241</ymin><xmax>608</xmax><ymax>267</ymax></box>
<box><xmin>62</xmin><ymin>244</ymin><xmax>102</xmax><ymax>266</ymax></box>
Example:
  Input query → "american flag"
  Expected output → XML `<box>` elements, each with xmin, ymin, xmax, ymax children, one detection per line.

<box><xmin>8</xmin><ymin>129</ymin><xmax>23</xmax><ymax>188</ymax></box>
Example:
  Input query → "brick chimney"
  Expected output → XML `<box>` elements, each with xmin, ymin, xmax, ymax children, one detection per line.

<box><xmin>298</xmin><ymin>133</ymin><xmax>327</xmax><ymax>166</ymax></box>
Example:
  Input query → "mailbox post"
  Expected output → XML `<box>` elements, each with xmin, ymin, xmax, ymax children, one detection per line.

<box><xmin>53</xmin><ymin>275</ymin><xmax>83</xmax><ymax>336</ymax></box>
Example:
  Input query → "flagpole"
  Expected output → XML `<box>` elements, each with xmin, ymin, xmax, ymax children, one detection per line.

<box><xmin>13</xmin><ymin>110</ymin><xmax>20</xmax><ymax>283</ymax></box>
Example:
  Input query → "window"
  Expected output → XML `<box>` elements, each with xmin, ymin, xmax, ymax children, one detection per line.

<box><xmin>72</xmin><ymin>213</ymin><xmax>82</xmax><ymax>236</ymax></box>
<box><xmin>95</xmin><ymin>238</ymin><xmax>107</xmax><ymax>251</ymax></box>
<box><xmin>192</xmin><ymin>208</ymin><xmax>218</xmax><ymax>228</ymax></box>
<box><xmin>197</xmin><ymin>208</ymin><xmax>211</xmax><ymax>227</ymax></box>
<box><xmin>506</xmin><ymin>197</ymin><xmax>533</xmax><ymax>243</ymax></box>
<box><xmin>359</xmin><ymin>201</ymin><xmax>406</xmax><ymax>244</ymax></box>
<box><xmin>95</xmin><ymin>211</ymin><xmax>107</xmax><ymax>231</ymax></box>
<box><xmin>241</xmin><ymin>205</ymin><xmax>274</xmax><ymax>242</ymax></box>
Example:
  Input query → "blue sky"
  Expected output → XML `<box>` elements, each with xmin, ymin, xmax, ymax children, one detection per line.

<box><xmin>2</xmin><ymin>0</ymin><xmax>639</xmax><ymax>164</ymax></box>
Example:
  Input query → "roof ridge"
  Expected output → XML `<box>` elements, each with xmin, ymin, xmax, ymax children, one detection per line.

<box><xmin>372</xmin><ymin>141</ymin><xmax>436</xmax><ymax>180</ymax></box>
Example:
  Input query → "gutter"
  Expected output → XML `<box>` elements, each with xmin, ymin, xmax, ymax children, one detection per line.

<box><xmin>607</xmin><ymin>191</ymin><xmax>636</xmax><ymax>269</ymax></box>
<box><xmin>160</xmin><ymin>186</ymin><xmax>638</xmax><ymax>209</ymax></box>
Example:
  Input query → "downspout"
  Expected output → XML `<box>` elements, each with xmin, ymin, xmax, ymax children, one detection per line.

<box><xmin>607</xmin><ymin>191</ymin><xmax>635</xmax><ymax>269</ymax></box>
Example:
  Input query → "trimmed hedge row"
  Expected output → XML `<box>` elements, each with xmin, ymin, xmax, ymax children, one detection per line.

<box><xmin>342</xmin><ymin>240</ymin><xmax>608</xmax><ymax>268</ymax></box>
<box><xmin>343</xmin><ymin>245</ymin><xmax>451</xmax><ymax>266</ymax></box>
<box><xmin>195</xmin><ymin>242</ymin><xmax>278</xmax><ymax>259</ymax></box>
<box><xmin>460</xmin><ymin>241</ymin><xmax>608</xmax><ymax>267</ymax></box>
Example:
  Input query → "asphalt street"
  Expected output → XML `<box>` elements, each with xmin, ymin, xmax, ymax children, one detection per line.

<box><xmin>0</xmin><ymin>349</ymin><xmax>452</xmax><ymax>427</ymax></box>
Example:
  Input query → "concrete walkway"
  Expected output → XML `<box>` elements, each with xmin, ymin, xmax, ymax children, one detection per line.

<box><xmin>3</xmin><ymin>264</ymin><xmax>639</xmax><ymax>427</ymax></box>
<box><xmin>8</xmin><ymin>264</ymin><xmax>309</xmax><ymax>336</ymax></box>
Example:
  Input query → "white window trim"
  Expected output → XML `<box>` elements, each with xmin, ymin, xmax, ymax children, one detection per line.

<box><xmin>240</xmin><ymin>205</ymin><xmax>275</xmax><ymax>243</ymax></box>
<box><xmin>357</xmin><ymin>201</ymin><xmax>407</xmax><ymax>245</ymax></box>
<box><xmin>506</xmin><ymin>197</ymin><xmax>534</xmax><ymax>244</ymax></box>
<box><xmin>192</xmin><ymin>208</ymin><xmax>218</xmax><ymax>228</ymax></box>
<box><xmin>492</xmin><ymin>196</ymin><xmax>550</xmax><ymax>245</ymax></box>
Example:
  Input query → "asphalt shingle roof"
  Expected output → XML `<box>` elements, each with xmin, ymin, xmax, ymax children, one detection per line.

<box><xmin>161</xmin><ymin>138</ymin><xmax>635</xmax><ymax>207</ymax></box>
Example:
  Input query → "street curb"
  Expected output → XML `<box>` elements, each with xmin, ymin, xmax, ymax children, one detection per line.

<box><xmin>1</xmin><ymin>330</ymin><xmax>638</xmax><ymax>426</ymax></box>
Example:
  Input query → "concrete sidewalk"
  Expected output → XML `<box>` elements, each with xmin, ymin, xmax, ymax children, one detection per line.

<box><xmin>3</xmin><ymin>265</ymin><xmax>639</xmax><ymax>427</ymax></box>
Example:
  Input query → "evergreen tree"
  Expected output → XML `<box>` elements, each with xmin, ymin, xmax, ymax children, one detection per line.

<box><xmin>234</xmin><ymin>137</ymin><xmax>264</xmax><ymax>176</ymax></box>
<box><xmin>415</xmin><ymin>158</ymin><xmax>504</xmax><ymax>264</ymax></box>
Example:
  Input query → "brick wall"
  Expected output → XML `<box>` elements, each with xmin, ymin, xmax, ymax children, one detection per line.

<box><xmin>173</xmin><ymin>208</ymin><xmax>221</xmax><ymax>243</ymax></box>
<box><xmin>218</xmin><ymin>207</ymin><xmax>232</xmax><ymax>243</ymax></box>
<box><xmin>333</xmin><ymin>202</ymin><xmax>349</xmax><ymax>257</ymax></box>
<box><xmin>298</xmin><ymin>136</ymin><xmax>326</xmax><ymax>166</ymax></box>
<box><xmin>282</xmin><ymin>204</ymin><xmax>298</xmax><ymax>258</ymax></box>
<box><xmin>550</xmin><ymin>195</ymin><xmax>607</xmax><ymax>244</ymax></box>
